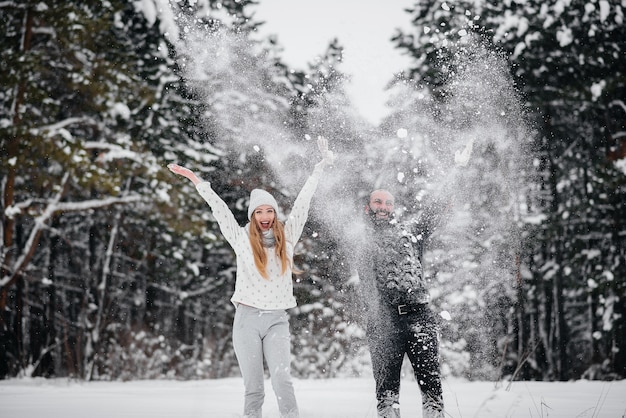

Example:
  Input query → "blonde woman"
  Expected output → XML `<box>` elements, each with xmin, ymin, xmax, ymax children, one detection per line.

<box><xmin>167</xmin><ymin>138</ymin><xmax>333</xmax><ymax>418</ymax></box>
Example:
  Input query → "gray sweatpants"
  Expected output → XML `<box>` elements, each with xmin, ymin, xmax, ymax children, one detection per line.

<box><xmin>232</xmin><ymin>304</ymin><xmax>299</xmax><ymax>418</ymax></box>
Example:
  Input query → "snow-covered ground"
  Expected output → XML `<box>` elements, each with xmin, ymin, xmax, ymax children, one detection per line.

<box><xmin>1</xmin><ymin>376</ymin><xmax>625</xmax><ymax>417</ymax></box>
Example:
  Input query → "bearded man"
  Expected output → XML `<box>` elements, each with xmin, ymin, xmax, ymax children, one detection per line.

<box><xmin>357</xmin><ymin>189</ymin><xmax>445</xmax><ymax>418</ymax></box>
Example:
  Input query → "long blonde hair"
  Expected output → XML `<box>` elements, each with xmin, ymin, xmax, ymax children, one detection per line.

<box><xmin>249</xmin><ymin>215</ymin><xmax>289</xmax><ymax>279</ymax></box>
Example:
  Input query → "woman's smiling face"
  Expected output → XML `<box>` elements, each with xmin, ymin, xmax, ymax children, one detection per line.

<box><xmin>252</xmin><ymin>205</ymin><xmax>275</xmax><ymax>231</ymax></box>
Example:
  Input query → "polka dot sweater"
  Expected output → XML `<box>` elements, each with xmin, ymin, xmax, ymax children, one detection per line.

<box><xmin>196</xmin><ymin>164</ymin><xmax>322</xmax><ymax>310</ymax></box>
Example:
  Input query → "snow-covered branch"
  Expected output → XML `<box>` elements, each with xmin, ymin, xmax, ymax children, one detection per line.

<box><xmin>84</xmin><ymin>141</ymin><xmax>146</xmax><ymax>164</ymax></box>
<box><xmin>0</xmin><ymin>172</ymin><xmax>69</xmax><ymax>288</ymax></box>
<box><xmin>0</xmin><ymin>2</ymin><xmax>26</xmax><ymax>8</ymax></box>
<box><xmin>55</xmin><ymin>195</ymin><xmax>142</xmax><ymax>213</ymax></box>
<box><xmin>609</xmin><ymin>100</ymin><xmax>626</xmax><ymax>113</ymax></box>
<box><xmin>29</xmin><ymin>117</ymin><xmax>91</xmax><ymax>136</ymax></box>
<box><xmin>0</xmin><ymin>177</ymin><xmax>143</xmax><ymax>289</ymax></box>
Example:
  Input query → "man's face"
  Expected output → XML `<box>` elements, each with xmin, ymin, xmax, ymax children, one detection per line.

<box><xmin>366</xmin><ymin>190</ymin><xmax>395</xmax><ymax>222</ymax></box>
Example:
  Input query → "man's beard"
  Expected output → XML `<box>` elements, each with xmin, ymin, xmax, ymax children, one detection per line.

<box><xmin>367</xmin><ymin>208</ymin><xmax>394</xmax><ymax>226</ymax></box>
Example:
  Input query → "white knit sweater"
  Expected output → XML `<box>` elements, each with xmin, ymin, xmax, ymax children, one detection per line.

<box><xmin>196</xmin><ymin>165</ymin><xmax>322</xmax><ymax>310</ymax></box>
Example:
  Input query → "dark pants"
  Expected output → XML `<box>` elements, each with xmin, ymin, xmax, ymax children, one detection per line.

<box><xmin>367</xmin><ymin>304</ymin><xmax>443</xmax><ymax>417</ymax></box>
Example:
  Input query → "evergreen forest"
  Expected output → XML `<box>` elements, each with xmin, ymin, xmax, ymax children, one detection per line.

<box><xmin>1</xmin><ymin>0</ymin><xmax>625</xmax><ymax>382</ymax></box>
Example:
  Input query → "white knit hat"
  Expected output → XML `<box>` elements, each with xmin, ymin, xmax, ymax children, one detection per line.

<box><xmin>247</xmin><ymin>189</ymin><xmax>279</xmax><ymax>220</ymax></box>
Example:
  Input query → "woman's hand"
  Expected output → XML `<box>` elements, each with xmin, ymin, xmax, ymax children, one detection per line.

<box><xmin>317</xmin><ymin>136</ymin><xmax>335</xmax><ymax>167</ymax></box>
<box><xmin>167</xmin><ymin>163</ymin><xmax>201</xmax><ymax>185</ymax></box>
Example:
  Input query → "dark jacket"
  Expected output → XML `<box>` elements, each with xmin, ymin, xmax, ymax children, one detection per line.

<box><xmin>357</xmin><ymin>205</ymin><xmax>443</xmax><ymax>308</ymax></box>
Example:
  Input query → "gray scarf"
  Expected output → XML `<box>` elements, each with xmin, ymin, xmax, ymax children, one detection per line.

<box><xmin>261</xmin><ymin>229</ymin><xmax>276</xmax><ymax>248</ymax></box>
<box><xmin>245</xmin><ymin>224</ymin><xmax>276</xmax><ymax>248</ymax></box>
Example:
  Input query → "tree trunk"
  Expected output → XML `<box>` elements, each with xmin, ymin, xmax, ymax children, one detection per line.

<box><xmin>86</xmin><ymin>206</ymin><xmax>122</xmax><ymax>381</ymax></box>
<box><xmin>514</xmin><ymin>255</ymin><xmax>530</xmax><ymax>380</ymax></box>
<box><xmin>0</xmin><ymin>6</ymin><xmax>33</xmax><ymax>378</ymax></box>
<box><xmin>552</xmin><ymin>267</ymin><xmax>567</xmax><ymax>380</ymax></box>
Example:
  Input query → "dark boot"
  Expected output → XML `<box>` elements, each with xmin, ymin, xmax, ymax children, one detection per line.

<box><xmin>377</xmin><ymin>390</ymin><xmax>401</xmax><ymax>418</ymax></box>
<box><xmin>422</xmin><ymin>396</ymin><xmax>444</xmax><ymax>418</ymax></box>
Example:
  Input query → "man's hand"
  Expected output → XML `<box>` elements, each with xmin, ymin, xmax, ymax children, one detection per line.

<box><xmin>454</xmin><ymin>138</ymin><xmax>474</xmax><ymax>167</ymax></box>
<box><xmin>317</xmin><ymin>136</ymin><xmax>335</xmax><ymax>166</ymax></box>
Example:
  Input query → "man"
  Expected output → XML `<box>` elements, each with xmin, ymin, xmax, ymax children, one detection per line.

<box><xmin>357</xmin><ymin>189</ymin><xmax>445</xmax><ymax>418</ymax></box>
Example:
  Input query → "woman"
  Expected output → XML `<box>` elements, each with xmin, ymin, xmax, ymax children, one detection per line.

<box><xmin>167</xmin><ymin>138</ymin><xmax>333</xmax><ymax>418</ymax></box>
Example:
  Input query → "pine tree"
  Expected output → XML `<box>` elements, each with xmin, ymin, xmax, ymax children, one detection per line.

<box><xmin>481</xmin><ymin>0</ymin><xmax>626</xmax><ymax>380</ymax></box>
<box><xmin>389</xmin><ymin>0</ymin><xmax>626</xmax><ymax>380</ymax></box>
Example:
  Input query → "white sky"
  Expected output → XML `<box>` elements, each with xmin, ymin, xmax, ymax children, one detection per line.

<box><xmin>2</xmin><ymin>376</ymin><xmax>625</xmax><ymax>417</ymax></box>
<box><xmin>251</xmin><ymin>0</ymin><xmax>415</xmax><ymax>125</ymax></box>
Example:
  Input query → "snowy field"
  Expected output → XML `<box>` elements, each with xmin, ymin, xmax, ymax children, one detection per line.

<box><xmin>1</xmin><ymin>376</ymin><xmax>625</xmax><ymax>418</ymax></box>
